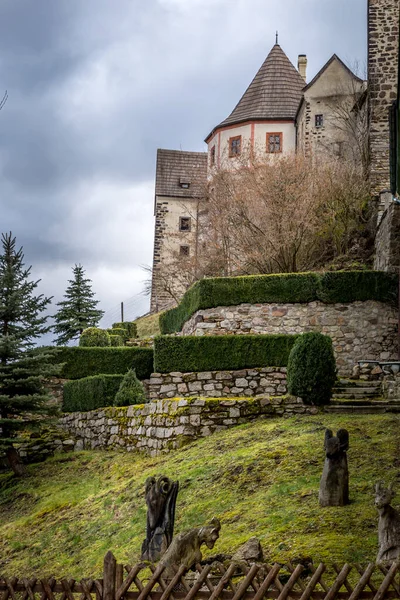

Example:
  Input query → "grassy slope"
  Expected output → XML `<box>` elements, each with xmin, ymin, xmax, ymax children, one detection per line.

<box><xmin>0</xmin><ymin>414</ymin><xmax>399</xmax><ymax>578</ymax></box>
<box><xmin>135</xmin><ymin>313</ymin><xmax>161</xmax><ymax>338</ymax></box>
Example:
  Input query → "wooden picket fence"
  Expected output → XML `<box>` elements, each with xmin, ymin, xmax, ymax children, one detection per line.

<box><xmin>1</xmin><ymin>552</ymin><xmax>400</xmax><ymax>600</ymax></box>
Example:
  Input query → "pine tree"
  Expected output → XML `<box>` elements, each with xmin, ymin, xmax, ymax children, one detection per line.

<box><xmin>53</xmin><ymin>264</ymin><xmax>104</xmax><ymax>345</ymax></box>
<box><xmin>0</xmin><ymin>232</ymin><xmax>59</xmax><ymax>476</ymax></box>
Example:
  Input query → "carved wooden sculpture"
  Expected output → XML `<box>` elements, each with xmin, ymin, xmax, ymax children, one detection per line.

<box><xmin>319</xmin><ymin>428</ymin><xmax>349</xmax><ymax>507</ymax></box>
<box><xmin>160</xmin><ymin>517</ymin><xmax>221</xmax><ymax>571</ymax></box>
<box><xmin>375</xmin><ymin>481</ymin><xmax>400</xmax><ymax>562</ymax></box>
<box><xmin>141</xmin><ymin>476</ymin><xmax>179</xmax><ymax>562</ymax></box>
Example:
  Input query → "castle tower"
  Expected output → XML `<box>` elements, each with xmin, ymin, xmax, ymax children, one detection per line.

<box><xmin>368</xmin><ymin>0</ymin><xmax>400</xmax><ymax>197</ymax></box>
<box><xmin>205</xmin><ymin>42</ymin><xmax>305</xmax><ymax>172</ymax></box>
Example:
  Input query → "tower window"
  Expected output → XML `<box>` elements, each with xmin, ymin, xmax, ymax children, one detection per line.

<box><xmin>210</xmin><ymin>145</ymin><xmax>216</xmax><ymax>166</ymax></box>
<box><xmin>315</xmin><ymin>114</ymin><xmax>324</xmax><ymax>127</ymax></box>
<box><xmin>180</xmin><ymin>245</ymin><xmax>190</xmax><ymax>257</ymax></box>
<box><xmin>267</xmin><ymin>132</ymin><xmax>282</xmax><ymax>153</ymax></box>
<box><xmin>179</xmin><ymin>217</ymin><xmax>191</xmax><ymax>232</ymax></box>
<box><xmin>229</xmin><ymin>135</ymin><xmax>242</xmax><ymax>157</ymax></box>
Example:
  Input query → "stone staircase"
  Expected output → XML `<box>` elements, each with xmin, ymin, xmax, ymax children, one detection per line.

<box><xmin>325</xmin><ymin>379</ymin><xmax>400</xmax><ymax>414</ymax></box>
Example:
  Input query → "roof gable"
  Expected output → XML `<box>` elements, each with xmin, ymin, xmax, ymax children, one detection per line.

<box><xmin>206</xmin><ymin>44</ymin><xmax>305</xmax><ymax>141</ymax></box>
<box><xmin>302</xmin><ymin>54</ymin><xmax>364</xmax><ymax>94</ymax></box>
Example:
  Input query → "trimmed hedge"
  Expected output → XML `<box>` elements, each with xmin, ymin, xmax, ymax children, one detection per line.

<box><xmin>63</xmin><ymin>374</ymin><xmax>124</xmax><ymax>412</ymax></box>
<box><xmin>287</xmin><ymin>332</ymin><xmax>336</xmax><ymax>405</ymax></box>
<box><xmin>154</xmin><ymin>334</ymin><xmax>299</xmax><ymax>373</ymax></box>
<box><xmin>317</xmin><ymin>271</ymin><xmax>398</xmax><ymax>303</ymax></box>
<box><xmin>160</xmin><ymin>271</ymin><xmax>398</xmax><ymax>334</ymax></box>
<box><xmin>57</xmin><ymin>347</ymin><xmax>154</xmax><ymax>380</ymax></box>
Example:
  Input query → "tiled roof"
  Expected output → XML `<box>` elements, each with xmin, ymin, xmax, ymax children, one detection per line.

<box><xmin>155</xmin><ymin>149</ymin><xmax>207</xmax><ymax>199</ymax></box>
<box><xmin>206</xmin><ymin>44</ymin><xmax>305</xmax><ymax>140</ymax></box>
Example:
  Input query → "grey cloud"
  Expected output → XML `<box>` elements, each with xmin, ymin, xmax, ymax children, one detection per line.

<box><xmin>0</xmin><ymin>0</ymin><xmax>367</xmax><ymax>319</ymax></box>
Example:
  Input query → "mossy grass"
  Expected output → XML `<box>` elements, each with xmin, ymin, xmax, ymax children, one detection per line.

<box><xmin>0</xmin><ymin>414</ymin><xmax>399</xmax><ymax>577</ymax></box>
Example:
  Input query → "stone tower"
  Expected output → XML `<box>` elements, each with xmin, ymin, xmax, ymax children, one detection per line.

<box><xmin>368</xmin><ymin>0</ymin><xmax>400</xmax><ymax>197</ymax></box>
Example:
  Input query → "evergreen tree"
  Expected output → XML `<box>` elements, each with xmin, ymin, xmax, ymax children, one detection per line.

<box><xmin>0</xmin><ymin>232</ymin><xmax>59</xmax><ymax>476</ymax></box>
<box><xmin>53</xmin><ymin>264</ymin><xmax>104</xmax><ymax>345</ymax></box>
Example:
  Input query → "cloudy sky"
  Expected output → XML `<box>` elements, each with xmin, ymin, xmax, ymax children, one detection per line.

<box><xmin>0</xmin><ymin>0</ymin><xmax>367</xmax><ymax>331</ymax></box>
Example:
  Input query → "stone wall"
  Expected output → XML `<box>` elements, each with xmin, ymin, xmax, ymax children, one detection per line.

<box><xmin>148</xmin><ymin>367</ymin><xmax>287</xmax><ymax>401</ymax></box>
<box><xmin>60</xmin><ymin>396</ymin><xmax>317</xmax><ymax>457</ymax></box>
<box><xmin>374</xmin><ymin>202</ymin><xmax>400</xmax><ymax>271</ymax></box>
<box><xmin>368</xmin><ymin>0</ymin><xmax>399</xmax><ymax>196</ymax></box>
<box><xmin>181</xmin><ymin>301</ymin><xmax>397</xmax><ymax>376</ymax></box>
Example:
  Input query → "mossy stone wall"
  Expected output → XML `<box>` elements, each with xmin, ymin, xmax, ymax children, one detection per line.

<box><xmin>60</xmin><ymin>396</ymin><xmax>317</xmax><ymax>457</ymax></box>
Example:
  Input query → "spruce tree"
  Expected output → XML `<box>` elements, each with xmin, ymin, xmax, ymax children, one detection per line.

<box><xmin>53</xmin><ymin>264</ymin><xmax>104</xmax><ymax>345</ymax></box>
<box><xmin>0</xmin><ymin>232</ymin><xmax>58</xmax><ymax>476</ymax></box>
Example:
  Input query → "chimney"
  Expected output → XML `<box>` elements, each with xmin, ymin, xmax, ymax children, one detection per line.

<box><xmin>298</xmin><ymin>54</ymin><xmax>307</xmax><ymax>82</ymax></box>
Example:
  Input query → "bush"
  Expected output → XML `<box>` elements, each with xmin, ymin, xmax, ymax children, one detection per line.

<box><xmin>56</xmin><ymin>347</ymin><xmax>154</xmax><ymax>380</ymax></box>
<box><xmin>114</xmin><ymin>369</ymin><xmax>147</xmax><ymax>406</ymax></box>
<box><xmin>287</xmin><ymin>332</ymin><xmax>336</xmax><ymax>405</ymax></box>
<box><xmin>159</xmin><ymin>271</ymin><xmax>398</xmax><ymax>334</ymax></box>
<box><xmin>113</xmin><ymin>322</ymin><xmax>138</xmax><ymax>338</ymax></box>
<box><xmin>154</xmin><ymin>334</ymin><xmax>299</xmax><ymax>373</ymax></box>
<box><xmin>63</xmin><ymin>374</ymin><xmax>124</xmax><ymax>412</ymax></box>
<box><xmin>79</xmin><ymin>327</ymin><xmax>110</xmax><ymax>347</ymax></box>
<box><xmin>110</xmin><ymin>335</ymin><xmax>123</xmax><ymax>347</ymax></box>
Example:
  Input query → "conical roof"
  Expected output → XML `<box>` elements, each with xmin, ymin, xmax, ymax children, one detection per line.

<box><xmin>206</xmin><ymin>44</ymin><xmax>305</xmax><ymax>140</ymax></box>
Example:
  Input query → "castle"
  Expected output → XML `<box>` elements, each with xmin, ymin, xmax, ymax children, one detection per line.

<box><xmin>150</xmin><ymin>0</ymin><xmax>400</xmax><ymax>313</ymax></box>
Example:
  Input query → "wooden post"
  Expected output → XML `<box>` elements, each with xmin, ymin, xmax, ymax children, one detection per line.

<box><xmin>121</xmin><ymin>302</ymin><xmax>124</xmax><ymax>323</ymax></box>
<box><xmin>115</xmin><ymin>564</ymin><xmax>124</xmax><ymax>599</ymax></box>
<box><xmin>103</xmin><ymin>551</ymin><xmax>117</xmax><ymax>600</ymax></box>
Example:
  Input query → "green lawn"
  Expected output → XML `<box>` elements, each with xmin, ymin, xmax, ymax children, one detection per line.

<box><xmin>0</xmin><ymin>414</ymin><xmax>399</xmax><ymax>578</ymax></box>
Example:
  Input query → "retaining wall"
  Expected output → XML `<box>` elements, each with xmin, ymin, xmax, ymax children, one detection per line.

<box><xmin>147</xmin><ymin>367</ymin><xmax>287</xmax><ymax>400</ymax></box>
<box><xmin>60</xmin><ymin>396</ymin><xmax>317</xmax><ymax>457</ymax></box>
<box><xmin>181</xmin><ymin>301</ymin><xmax>397</xmax><ymax>376</ymax></box>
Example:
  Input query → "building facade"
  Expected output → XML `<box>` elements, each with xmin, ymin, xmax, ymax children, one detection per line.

<box><xmin>150</xmin><ymin>41</ymin><xmax>370</xmax><ymax>312</ymax></box>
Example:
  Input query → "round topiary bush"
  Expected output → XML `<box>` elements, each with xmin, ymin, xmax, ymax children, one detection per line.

<box><xmin>79</xmin><ymin>327</ymin><xmax>110</xmax><ymax>347</ymax></box>
<box><xmin>287</xmin><ymin>332</ymin><xmax>336</xmax><ymax>405</ymax></box>
<box><xmin>114</xmin><ymin>368</ymin><xmax>146</xmax><ymax>406</ymax></box>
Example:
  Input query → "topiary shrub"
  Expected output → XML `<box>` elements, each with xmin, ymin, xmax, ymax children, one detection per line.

<box><xmin>287</xmin><ymin>332</ymin><xmax>336</xmax><ymax>405</ymax></box>
<box><xmin>79</xmin><ymin>327</ymin><xmax>110</xmax><ymax>347</ymax></box>
<box><xmin>113</xmin><ymin>322</ymin><xmax>138</xmax><ymax>338</ymax></box>
<box><xmin>109</xmin><ymin>334</ymin><xmax>123</xmax><ymax>347</ymax></box>
<box><xmin>108</xmin><ymin>327</ymin><xmax>128</xmax><ymax>343</ymax></box>
<box><xmin>114</xmin><ymin>369</ymin><xmax>147</xmax><ymax>406</ymax></box>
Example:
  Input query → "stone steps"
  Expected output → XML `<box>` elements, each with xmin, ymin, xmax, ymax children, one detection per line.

<box><xmin>325</xmin><ymin>403</ymin><xmax>400</xmax><ymax>414</ymax></box>
<box><xmin>332</xmin><ymin>389</ymin><xmax>381</xmax><ymax>399</ymax></box>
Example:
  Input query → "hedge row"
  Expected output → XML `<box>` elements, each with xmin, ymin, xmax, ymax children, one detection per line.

<box><xmin>63</xmin><ymin>375</ymin><xmax>124</xmax><ymax>412</ymax></box>
<box><xmin>154</xmin><ymin>334</ymin><xmax>299</xmax><ymax>374</ymax></box>
<box><xmin>57</xmin><ymin>347</ymin><xmax>154</xmax><ymax>380</ymax></box>
<box><xmin>160</xmin><ymin>271</ymin><xmax>398</xmax><ymax>334</ymax></box>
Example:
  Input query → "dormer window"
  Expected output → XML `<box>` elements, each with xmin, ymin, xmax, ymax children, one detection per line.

<box><xmin>229</xmin><ymin>135</ymin><xmax>242</xmax><ymax>157</ymax></box>
<box><xmin>179</xmin><ymin>177</ymin><xmax>191</xmax><ymax>189</ymax></box>
<box><xmin>210</xmin><ymin>145</ymin><xmax>216</xmax><ymax>166</ymax></box>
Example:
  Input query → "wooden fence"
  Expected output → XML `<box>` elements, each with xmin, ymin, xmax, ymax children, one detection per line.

<box><xmin>1</xmin><ymin>552</ymin><xmax>400</xmax><ymax>600</ymax></box>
